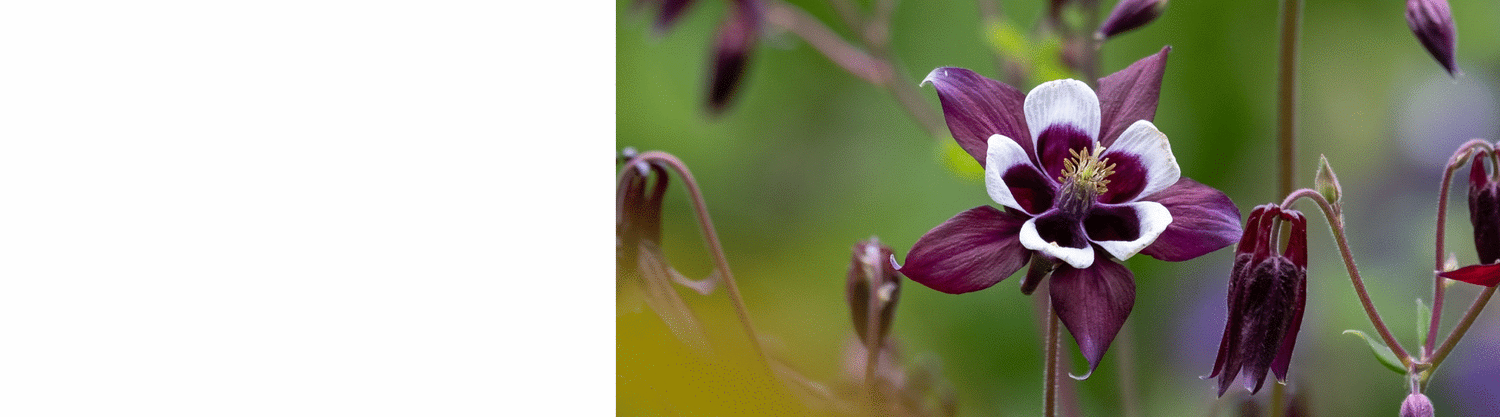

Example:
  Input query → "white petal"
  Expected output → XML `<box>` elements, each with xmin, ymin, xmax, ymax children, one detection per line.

<box><xmin>1019</xmin><ymin>218</ymin><xmax>1095</xmax><ymax>269</ymax></box>
<box><xmin>1103</xmin><ymin>120</ymin><xmax>1180</xmax><ymax>200</ymax></box>
<box><xmin>1024</xmin><ymin>79</ymin><xmax>1101</xmax><ymax>150</ymax></box>
<box><xmin>1091</xmin><ymin>201</ymin><xmax>1173</xmax><ymax>261</ymax></box>
<box><xmin>985</xmin><ymin>134</ymin><xmax>1039</xmax><ymax>215</ymax></box>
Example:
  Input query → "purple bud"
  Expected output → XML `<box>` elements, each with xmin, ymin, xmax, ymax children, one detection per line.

<box><xmin>1097</xmin><ymin>0</ymin><xmax>1167</xmax><ymax>40</ymax></box>
<box><xmin>707</xmin><ymin>0</ymin><xmax>762</xmax><ymax>114</ymax></box>
<box><xmin>1406</xmin><ymin>0</ymin><xmax>1459</xmax><ymax>76</ymax></box>
<box><xmin>1401</xmin><ymin>392</ymin><xmax>1435</xmax><ymax>417</ymax></box>
<box><xmin>847</xmin><ymin>238</ymin><xmax>902</xmax><ymax>345</ymax></box>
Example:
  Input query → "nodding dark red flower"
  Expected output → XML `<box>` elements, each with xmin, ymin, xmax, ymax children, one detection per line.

<box><xmin>1439</xmin><ymin>151</ymin><xmax>1500</xmax><ymax>286</ymax></box>
<box><xmin>897</xmin><ymin>47</ymin><xmax>1242</xmax><ymax>377</ymax></box>
<box><xmin>1406</xmin><ymin>0</ymin><xmax>1460</xmax><ymax>76</ymax></box>
<box><xmin>1207</xmin><ymin>204</ymin><xmax>1308</xmax><ymax>396</ymax></box>
<box><xmin>847</xmin><ymin>238</ymin><xmax>902</xmax><ymax>345</ymax></box>
<box><xmin>616</xmin><ymin>151</ymin><xmax>716</xmax><ymax>353</ymax></box>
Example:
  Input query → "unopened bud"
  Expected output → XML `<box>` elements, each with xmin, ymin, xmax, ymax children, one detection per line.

<box><xmin>848</xmin><ymin>238</ymin><xmax>902</xmax><ymax>344</ymax></box>
<box><xmin>707</xmin><ymin>0</ymin><xmax>762</xmax><ymax>114</ymax></box>
<box><xmin>1314</xmin><ymin>155</ymin><xmax>1341</xmax><ymax>205</ymax></box>
<box><xmin>1096</xmin><ymin>0</ymin><xmax>1167</xmax><ymax>41</ymax></box>
<box><xmin>1406</xmin><ymin>0</ymin><xmax>1459</xmax><ymax>76</ymax></box>
<box><xmin>1401</xmin><ymin>392</ymin><xmax>1435</xmax><ymax>417</ymax></box>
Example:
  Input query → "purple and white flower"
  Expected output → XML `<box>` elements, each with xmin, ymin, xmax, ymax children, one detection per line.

<box><xmin>897</xmin><ymin>47</ymin><xmax>1242</xmax><ymax>377</ymax></box>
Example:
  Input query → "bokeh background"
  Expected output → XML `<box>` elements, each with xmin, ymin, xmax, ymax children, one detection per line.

<box><xmin>617</xmin><ymin>0</ymin><xmax>1500</xmax><ymax>414</ymax></box>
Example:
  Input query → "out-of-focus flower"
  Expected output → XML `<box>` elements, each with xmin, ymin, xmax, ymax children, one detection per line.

<box><xmin>900</xmin><ymin>47</ymin><xmax>1242</xmax><ymax>378</ymax></box>
<box><xmin>837</xmin><ymin>339</ymin><xmax>958</xmax><ymax>417</ymax></box>
<box><xmin>1401</xmin><ymin>392</ymin><xmax>1435</xmax><ymax>417</ymax></box>
<box><xmin>847</xmin><ymin>238</ymin><xmax>902</xmax><ymax>346</ymax></box>
<box><xmin>1440</xmin><ymin>150</ymin><xmax>1500</xmax><ymax>286</ymax></box>
<box><xmin>708</xmin><ymin>0</ymin><xmax>762</xmax><ymax>114</ymax></box>
<box><xmin>1406</xmin><ymin>0</ymin><xmax>1459</xmax><ymax>76</ymax></box>
<box><xmin>616</xmin><ymin>151</ymin><xmax>717</xmax><ymax>353</ymax></box>
<box><xmin>637</xmin><ymin>0</ymin><xmax>698</xmax><ymax>35</ymax></box>
<box><xmin>1096</xmin><ymin>0</ymin><xmax>1167</xmax><ymax>41</ymax></box>
<box><xmin>1208</xmin><ymin>205</ymin><xmax>1308</xmax><ymax>396</ymax></box>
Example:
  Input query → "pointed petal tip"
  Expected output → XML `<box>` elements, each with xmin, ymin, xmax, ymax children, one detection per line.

<box><xmin>1068</xmin><ymin>368</ymin><xmax>1093</xmax><ymax>380</ymax></box>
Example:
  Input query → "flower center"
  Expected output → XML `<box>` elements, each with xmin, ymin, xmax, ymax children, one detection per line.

<box><xmin>1056</xmin><ymin>144</ymin><xmax>1116</xmax><ymax>215</ymax></box>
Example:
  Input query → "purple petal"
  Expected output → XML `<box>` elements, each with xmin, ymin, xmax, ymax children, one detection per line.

<box><xmin>900</xmin><ymin>206</ymin><xmax>1032</xmax><ymax>294</ymax></box>
<box><xmin>1020</xmin><ymin>210</ymin><xmax>1096</xmax><ymax>269</ymax></box>
<box><xmin>1097</xmin><ymin>46</ymin><xmax>1169</xmax><ymax>147</ymax></box>
<box><xmin>1439</xmin><ymin>263</ymin><xmax>1500</xmax><ymax>287</ymax></box>
<box><xmin>1138</xmin><ymin>178</ymin><xmax>1242</xmax><ymax>262</ymax></box>
<box><xmin>1036</xmin><ymin>125</ymin><xmax>1096</xmax><ymax>180</ymax></box>
<box><xmin>923</xmin><ymin>67</ymin><xmax>1032</xmax><ymax>166</ymax></box>
<box><xmin>1099</xmin><ymin>120</ymin><xmax>1180</xmax><ymax>204</ymax></box>
<box><xmin>1469</xmin><ymin>157</ymin><xmax>1500</xmax><ymax>264</ymax></box>
<box><xmin>986</xmin><ymin>134</ymin><xmax>1057</xmax><ymax>215</ymax></box>
<box><xmin>1050</xmin><ymin>258</ymin><xmax>1135</xmax><ymax>379</ymax></box>
<box><xmin>1086</xmin><ymin>201</ymin><xmax>1171</xmax><ymax>261</ymax></box>
<box><xmin>1207</xmin><ymin>207</ymin><xmax>1267</xmax><ymax>381</ymax></box>
<box><xmin>1270</xmin><ymin>212</ymin><xmax>1309</xmax><ymax>381</ymax></box>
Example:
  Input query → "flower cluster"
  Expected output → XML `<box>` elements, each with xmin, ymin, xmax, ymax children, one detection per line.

<box><xmin>897</xmin><ymin>48</ymin><xmax>1242</xmax><ymax>377</ymax></box>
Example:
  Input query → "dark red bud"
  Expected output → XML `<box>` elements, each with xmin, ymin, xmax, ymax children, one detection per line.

<box><xmin>848</xmin><ymin>238</ymin><xmax>902</xmax><ymax>345</ymax></box>
<box><xmin>1097</xmin><ymin>0</ymin><xmax>1167</xmax><ymax>40</ymax></box>
<box><xmin>1406</xmin><ymin>0</ymin><xmax>1459</xmax><ymax>76</ymax></box>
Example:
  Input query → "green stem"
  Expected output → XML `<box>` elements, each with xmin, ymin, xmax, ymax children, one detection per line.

<box><xmin>1276</xmin><ymin>0</ymin><xmax>1302</xmax><ymax>197</ymax></box>
<box><xmin>1282</xmin><ymin>188</ymin><xmax>1412</xmax><ymax>369</ymax></box>
<box><xmin>1427</xmin><ymin>286</ymin><xmax>1498</xmax><ymax>372</ymax></box>
<box><xmin>1426</xmin><ymin>139</ymin><xmax>1495</xmax><ymax>358</ymax></box>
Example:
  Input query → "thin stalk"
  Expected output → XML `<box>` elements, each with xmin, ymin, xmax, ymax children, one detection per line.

<box><xmin>1044</xmin><ymin>296</ymin><xmax>1060</xmax><ymax>417</ymax></box>
<box><xmin>1426</xmin><ymin>139</ymin><xmax>1495</xmax><ymax>357</ymax></box>
<box><xmin>763</xmin><ymin>0</ymin><xmax>946</xmax><ymax>138</ymax></box>
<box><xmin>1271</xmin><ymin>382</ymin><xmax>1286</xmax><ymax>417</ymax></box>
<box><xmin>1114</xmin><ymin>323</ymin><xmax>1140</xmax><ymax>417</ymax></box>
<box><xmin>633</xmin><ymin>151</ymin><xmax>769</xmax><ymax>366</ymax></box>
<box><xmin>1276</xmin><ymin>0</ymin><xmax>1303</xmax><ymax>197</ymax></box>
<box><xmin>1428</xmin><ymin>285</ymin><xmax>1498</xmax><ymax>371</ymax></box>
<box><xmin>863</xmin><ymin>274</ymin><xmax>881</xmax><ymax>412</ymax></box>
<box><xmin>1282</xmin><ymin>188</ymin><xmax>1413</xmax><ymax>368</ymax></box>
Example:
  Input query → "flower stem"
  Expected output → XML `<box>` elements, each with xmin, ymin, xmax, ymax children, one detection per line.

<box><xmin>1427</xmin><ymin>285</ymin><xmax>1498</xmax><ymax>372</ymax></box>
<box><xmin>1276</xmin><ymin>0</ymin><xmax>1303</xmax><ymax>197</ymax></box>
<box><xmin>1282</xmin><ymin>188</ymin><xmax>1413</xmax><ymax>369</ymax></box>
<box><xmin>1426</xmin><ymin>139</ymin><xmax>1495</xmax><ymax>357</ymax></box>
<box><xmin>633</xmin><ymin>151</ymin><xmax>769</xmax><ymax>367</ymax></box>
<box><xmin>1044</xmin><ymin>295</ymin><xmax>1060</xmax><ymax>417</ymax></box>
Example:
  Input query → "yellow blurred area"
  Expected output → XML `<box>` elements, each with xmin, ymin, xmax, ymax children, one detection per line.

<box><xmin>617</xmin><ymin>310</ymin><xmax>813</xmax><ymax>415</ymax></box>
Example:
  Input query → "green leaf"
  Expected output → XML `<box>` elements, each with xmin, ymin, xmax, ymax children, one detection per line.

<box><xmin>1343</xmin><ymin>330</ymin><xmax>1405</xmax><ymax>374</ymax></box>
<box><xmin>1416</xmin><ymin>299</ymin><xmax>1432</xmax><ymax>348</ymax></box>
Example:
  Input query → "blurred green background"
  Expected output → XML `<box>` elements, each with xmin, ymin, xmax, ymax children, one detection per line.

<box><xmin>617</xmin><ymin>0</ymin><xmax>1500</xmax><ymax>415</ymax></box>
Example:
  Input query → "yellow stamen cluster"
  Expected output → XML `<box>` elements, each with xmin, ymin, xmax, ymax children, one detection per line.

<box><xmin>1060</xmin><ymin>145</ymin><xmax>1116</xmax><ymax>195</ymax></box>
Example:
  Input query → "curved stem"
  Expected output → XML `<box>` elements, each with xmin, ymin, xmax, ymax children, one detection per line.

<box><xmin>1275</xmin><ymin>0</ymin><xmax>1302</xmax><ymax>197</ymax></box>
<box><xmin>1282</xmin><ymin>188</ymin><xmax>1413</xmax><ymax>368</ymax></box>
<box><xmin>631</xmin><ymin>151</ymin><xmax>769</xmax><ymax>366</ymax></box>
<box><xmin>1426</xmin><ymin>139</ymin><xmax>1495</xmax><ymax>357</ymax></box>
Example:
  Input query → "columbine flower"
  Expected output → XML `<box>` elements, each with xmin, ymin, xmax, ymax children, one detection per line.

<box><xmin>898</xmin><ymin>47</ymin><xmax>1242</xmax><ymax>377</ymax></box>
<box><xmin>1207</xmin><ymin>204</ymin><xmax>1308</xmax><ymax>396</ymax></box>
<box><xmin>634</xmin><ymin>0</ymin><xmax>763</xmax><ymax>113</ymax></box>
<box><xmin>1406</xmin><ymin>0</ymin><xmax>1459</xmax><ymax>76</ymax></box>
<box><xmin>1439</xmin><ymin>150</ymin><xmax>1500</xmax><ymax>286</ymax></box>
<box><xmin>617</xmin><ymin>150</ymin><xmax>716</xmax><ymax>353</ymax></box>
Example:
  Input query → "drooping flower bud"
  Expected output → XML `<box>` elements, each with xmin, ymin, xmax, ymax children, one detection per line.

<box><xmin>1440</xmin><ymin>151</ymin><xmax>1500</xmax><ymax>286</ymax></box>
<box><xmin>707</xmin><ymin>0</ymin><xmax>762</xmax><ymax>114</ymax></box>
<box><xmin>616</xmin><ymin>151</ymin><xmax>714</xmax><ymax>353</ymax></box>
<box><xmin>1208</xmin><ymin>204</ymin><xmax>1308</xmax><ymax>396</ymax></box>
<box><xmin>848</xmin><ymin>237</ymin><xmax>902</xmax><ymax>345</ymax></box>
<box><xmin>1096</xmin><ymin>0</ymin><xmax>1167</xmax><ymax>41</ymax></box>
<box><xmin>1405</xmin><ymin>0</ymin><xmax>1459</xmax><ymax>76</ymax></box>
<box><xmin>1401</xmin><ymin>392</ymin><xmax>1435</xmax><ymax>417</ymax></box>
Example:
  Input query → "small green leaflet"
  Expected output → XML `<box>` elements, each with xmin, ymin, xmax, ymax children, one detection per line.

<box><xmin>1343</xmin><ymin>329</ymin><xmax>1405</xmax><ymax>375</ymax></box>
<box><xmin>1416</xmin><ymin>298</ymin><xmax>1432</xmax><ymax>348</ymax></box>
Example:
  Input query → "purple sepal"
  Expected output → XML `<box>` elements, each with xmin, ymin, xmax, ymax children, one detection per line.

<box><xmin>1138</xmin><ymin>178</ymin><xmax>1242</xmax><ymax>262</ymax></box>
<box><xmin>1440</xmin><ymin>263</ymin><xmax>1500</xmax><ymax>287</ymax></box>
<box><xmin>1097</xmin><ymin>46</ymin><xmax>1169</xmax><ymax>147</ymax></box>
<box><xmin>1097</xmin><ymin>0</ymin><xmax>1166</xmax><ymax>40</ymax></box>
<box><xmin>900</xmin><ymin>206</ymin><xmax>1032</xmax><ymax>294</ymax></box>
<box><xmin>1049</xmin><ymin>258</ymin><xmax>1135</xmax><ymax>379</ymax></box>
<box><xmin>922</xmin><ymin>68</ymin><xmax>1032</xmax><ymax>167</ymax></box>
